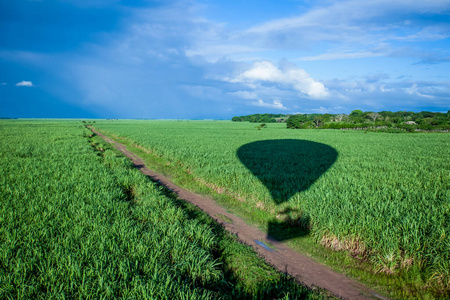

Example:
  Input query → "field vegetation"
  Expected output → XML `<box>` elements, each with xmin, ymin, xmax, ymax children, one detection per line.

<box><xmin>92</xmin><ymin>120</ymin><xmax>450</xmax><ymax>298</ymax></box>
<box><xmin>0</xmin><ymin>120</ymin><xmax>319</xmax><ymax>299</ymax></box>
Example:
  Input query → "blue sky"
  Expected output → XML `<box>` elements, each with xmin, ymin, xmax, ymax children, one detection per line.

<box><xmin>1</xmin><ymin>0</ymin><xmax>449</xmax><ymax>119</ymax></box>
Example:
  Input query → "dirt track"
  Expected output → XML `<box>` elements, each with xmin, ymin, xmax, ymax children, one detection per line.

<box><xmin>91</xmin><ymin>127</ymin><xmax>388</xmax><ymax>300</ymax></box>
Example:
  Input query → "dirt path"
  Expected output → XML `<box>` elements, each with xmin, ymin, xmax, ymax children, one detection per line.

<box><xmin>91</xmin><ymin>128</ymin><xmax>387</xmax><ymax>300</ymax></box>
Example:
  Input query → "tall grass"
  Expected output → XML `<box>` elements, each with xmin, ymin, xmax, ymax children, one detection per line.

<box><xmin>0</xmin><ymin>120</ymin><xmax>317</xmax><ymax>299</ymax></box>
<box><xmin>93</xmin><ymin>120</ymin><xmax>450</xmax><ymax>297</ymax></box>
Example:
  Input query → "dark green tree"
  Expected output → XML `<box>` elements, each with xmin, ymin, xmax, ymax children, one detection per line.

<box><xmin>286</xmin><ymin>114</ymin><xmax>308</xmax><ymax>129</ymax></box>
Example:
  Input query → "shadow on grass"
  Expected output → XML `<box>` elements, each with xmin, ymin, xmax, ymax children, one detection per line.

<box><xmin>267</xmin><ymin>208</ymin><xmax>311</xmax><ymax>241</ymax></box>
<box><xmin>88</xmin><ymin>133</ymin><xmax>317</xmax><ymax>299</ymax></box>
<box><xmin>148</xmin><ymin>176</ymin><xmax>316</xmax><ymax>299</ymax></box>
<box><xmin>237</xmin><ymin>139</ymin><xmax>338</xmax><ymax>241</ymax></box>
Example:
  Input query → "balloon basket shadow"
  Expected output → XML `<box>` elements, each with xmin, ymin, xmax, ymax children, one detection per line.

<box><xmin>267</xmin><ymin>208</ymin><xmax>310</xmax><ymax>242</ymax></box>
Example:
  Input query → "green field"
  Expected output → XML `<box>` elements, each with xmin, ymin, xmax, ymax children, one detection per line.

<box><xmin>92</xmin><ymin>120</ymin><xmax>450</xmax><ymax>298</ymax></box>
<box><xmin>0</xmin><ymin>120</ymin><xmax>319</xmax><ymax>299</ymax></box>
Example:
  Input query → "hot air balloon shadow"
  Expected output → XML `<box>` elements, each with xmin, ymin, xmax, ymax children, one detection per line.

<box><xmin>237</xmin><ymin>139</ymin><xmax>338</xmax><ymax>241</ymax></box>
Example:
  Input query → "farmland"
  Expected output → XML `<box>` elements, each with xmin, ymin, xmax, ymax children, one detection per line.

<box><xmin>92</xmin><ymin>120</ymin><xmax>450</xmax><ymax>298</ymax></box>
<box><xmin>0</xmin><ymin>120</ymin><xmax>318</xmax><ymax>299</ymax></box>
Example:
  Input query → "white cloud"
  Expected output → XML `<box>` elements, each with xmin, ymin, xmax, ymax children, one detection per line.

<box><xmin>185</xmin><ymin>45</ymin><xmax>265</xmax><ymax>62</ymax></box>
<box><xmin>380</xmin><ymin>85</ymin><xmax>394</xmax><ymax>92</ymax></box>
<box><xmin>250</xmin><ymin>99</ymin><xmax>287</xmax><ymax>110</ymax></box>
<box><xmin>393</xmin><ymin>26</ymin><xmax>450</xmax><ymax>41</ymax></box>
<box><xmin>230</xmin><ymin>60</ymin><xmax>329</xmax><ymax>99</ymax></box>
<box><xmin>247</xmin><ymin>0</ymin><xmax>450</xmax><ymax>36</ymax></box>
<box><xmin>227</xmin><ymin>90</ymin><xmax>258</xmax><ymax>99</ymax></box>
<box><xmin>298</xmin><ymin>50</ymin><xmax>385</xmax><ymax>61</ymax></box>
<box><xmin>310</xmin><ymin>106</ymin><xmax>330</xmax><ymax>114</ymax></box>
<box><xmin>15</xmin><ymin>81</ymin><xmax>33</xmax><ymax>87</ymax></box>
<box><xmin>406</xmin><ymin>83</ymin><xmax>434</xmax><ymax>98</ymax></box>
<box><xmin>242</xmin><ymin>0</ymin><xmax>450</xmax><ymax>65</ymax></box>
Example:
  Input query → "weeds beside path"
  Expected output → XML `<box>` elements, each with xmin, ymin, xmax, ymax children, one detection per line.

<box><xmin>90</xmin><ymin>127</ymin><xmax>386</xmax><ymax>300</ymax></box>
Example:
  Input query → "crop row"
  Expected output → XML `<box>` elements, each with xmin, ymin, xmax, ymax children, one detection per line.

<box><xmin>93</xmin><ymin>120</ymin><xmax>450</xmax><ymax>296</ymax></box>
<box><xmin>0</xmin><ymin>120</ymin><xmax>315</xmax><ymax>299</ymax></box>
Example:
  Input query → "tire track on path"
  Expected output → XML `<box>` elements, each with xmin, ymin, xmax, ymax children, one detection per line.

<box><xmin>90</xmin><ymin>127</ymin><xmax>387</xmax><ymax>300</ymax></box>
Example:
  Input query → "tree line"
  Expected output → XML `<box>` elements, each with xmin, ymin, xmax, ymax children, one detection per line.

<box><xmin>232</xmin><ymin>110</ymin><xmax>450</xmax><ymax>132</ymax></box>
<box><xmin>231</xmin><ymin>113</ymin><xmax>288</xmax><ymax>123</ymax></box>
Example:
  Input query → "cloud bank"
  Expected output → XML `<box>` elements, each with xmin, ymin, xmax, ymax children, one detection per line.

<box><xmin>0</xmin><ymin>0</ymin><xmax>448</xmax><ymax>118</ymax></box>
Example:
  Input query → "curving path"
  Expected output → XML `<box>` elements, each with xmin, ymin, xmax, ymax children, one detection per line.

<box><xmin>91</xmin><ymin>127</ymin><xmax>388</xmax><ymax>300</ymax></box>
